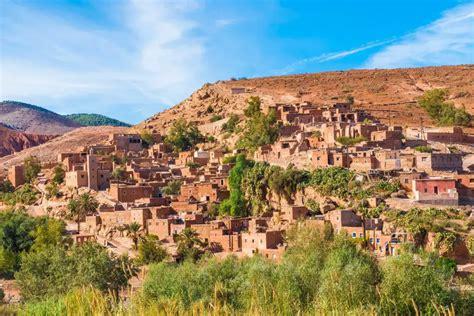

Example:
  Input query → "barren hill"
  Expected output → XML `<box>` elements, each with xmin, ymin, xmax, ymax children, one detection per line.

<box><xmin>138</xmin><ymin>65</ymin><xmax>474</xmax><ymax>134</ymax></box>
<box><xmin>0</xmin><ymin>126</ymin><xmax>130</xmax><ymax>174</ymax></box>
<box><xmin>0</xmin><ymin>101</ymin><xmax>81</xmax><ymax>135</ymax></box>
<box><xmin>0</xmin><ymin>123</ymin><xmax>57</xmax><ymax>157</ymax></box>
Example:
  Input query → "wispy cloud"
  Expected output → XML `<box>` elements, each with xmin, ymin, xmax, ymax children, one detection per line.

<box><xmin>279</xmin><ymin>40</ymin><xmax>394</xmax><ymax>75</ymax></box>
<box><xmin>364</xmin><ymin>2</ymin><xmax>474</xmax><ymax>68</ymax></box>
<box><xmin>0</xmin><ymin>0</ymin><xmax>209</xmax><ymax>123</ymax></box>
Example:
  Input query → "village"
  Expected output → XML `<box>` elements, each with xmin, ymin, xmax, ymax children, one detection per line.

<box><xmin>3</xmin><ymin>97</ymin><xmax>473</xmax><ymax>269</ymax></box>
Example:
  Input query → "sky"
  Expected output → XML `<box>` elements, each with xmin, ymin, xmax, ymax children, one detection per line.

<box><xmin>1</xmin><ymin>0</ymin><xmax>473</xmax><ymax>124</ymax></box>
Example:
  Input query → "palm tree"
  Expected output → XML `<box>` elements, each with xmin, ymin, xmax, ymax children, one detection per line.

<box><xmin>174</xmin><ymin>228</ymin><xmax>207</xmax><ymax>262</ymax></box>
<box><xmin>67</xmin><ymin>198</ymin><xmax>82</xmax><ymax>232</ymax></box>
<box><xmin>66</xmin><ymin>193</ymin><xmax>98</xmax><ymax>233</ymax></box>
<box><xmin>78</xmin><ymin>193</ymin><xmax>98</xmax><ymax>215</ymax></box>
<box><xmin>116</xmin><ymin>225</ymin><xmax>127</xmax><ymax>237</ymax></box>
<box><xmin>125</xmin><ymin>222</ymin><xmax>142</xmax><ymax>250</ymax></box>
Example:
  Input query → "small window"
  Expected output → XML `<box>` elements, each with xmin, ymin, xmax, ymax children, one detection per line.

<box><xmin>352</xmin><ymin>232</ymin><xmax>356</xmax><ymax>238</ymax></box>
<box><xmin>376</xmin><ymin>238</ymin><xmax>380</xmax><ymax>244</ymax></box>
<box><xmin>405</xmin><ymin>179</ymin><xmax>409</xmax><ymax>184</ymax></box>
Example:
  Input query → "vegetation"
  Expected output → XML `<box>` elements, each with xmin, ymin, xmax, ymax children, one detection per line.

<box><xmin>125</xmin><ymin>222</ymin><xmax>143</xmax><ymax>250</ymax></box>
<box><xmin>0</xmin><ymin>210</ymin><xmax>67</xmax><ymax>277</ymax></box>
<box><xmin>418</xmin><ymin>89</ymin><xmax>471</xmax><ymax>126</ymax></box>
<box><xmin>111</xmin><ymin>166</ymin><xmax>127</xmax><ymax>181</ymax></box>
<box><xmin>219</xmin><ymin>154</ymin><xmax>252</xmax><ymax>217</ymax></box>
<box><xmin>186</xmin><ymin>161</ymin><xmax>200</xmax><ymax>169</ymax></box>
<box><xmin>64</xmin><ymin>113</ymin><xmax>131</xmax><ymax>127</ymax></box>
<box><xmin>66</xmin><ymin>193</ymin><xmax>99</xmax><ymax>231</ymax></box>
<box><xmin>140</xmin><ymin>130</ymin><xmax>155</xmax><ymax>147</ymax></box>
<box><xmin>174</xmin><ymin>228</ymin><xmax>208</xmax><ymax>263</ymax></box>
<box><xmin>161</xmin><ymin>180</ymin><xmax>182</xmax><ymax>196</ymax></box>
<box><xmin>14</xmin><ymin>226</ymin><xmax>473</xmax><ymax>315</ymax></box>
<box><xmin>237</xmin><ymin>97</ymin><xmax>280</xmax><ymax>152</ymax></box>
<box><xmin>52</xmin><ymin>164</ymin><xmax>65</xmax><ymax>184</ymax></box>
<box><xmin>0</xmin><ymin>184</ymin><xmax>39</xmax><ymax>206</ymax></box>
<box><xmin>136</xmin><ymin>235</ymin><xmax>168</xmax><ymax>265</ymax></box>
<box><xmin>210</xmin><ymin>114</ymin><xmax>223</xmax><ymax>122</ymax></box>
<box><xmin>165</xmin><ymin>119</ymin><xmax>205</xmax><ymax>152</ymax></box>
<box><xmin>45</xmin><ymin>182</ymin><xmax>61</xmax><ymax>199</ymax></box>
<box><xmin>336</xmin><ymin>135</ymin><xmax>367</xmax><ymax>146</ymax></box>
<box><xmin>24</xmin><ymin>156</ymin><xmax>41</xmax><ymax>183</ymax></box>
<box><xmin>221</xmin><ymin>114</ymin><xmax>240</xmax><ymax>133</ymax></box>
<box><xmin>415</xmin><ymin>145</ymin><xmax>433</xmax><ymax>153</ymax></box>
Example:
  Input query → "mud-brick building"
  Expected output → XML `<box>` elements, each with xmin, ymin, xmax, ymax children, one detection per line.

<box><xmin>412</xmin><ymin>178</ymin><xmax>459</xmax><ymax>205</ymax></box>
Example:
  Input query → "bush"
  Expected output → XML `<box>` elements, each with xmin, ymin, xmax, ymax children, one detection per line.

<box><xmin>221</xmin><ymin>114</ymin><xmax>240</xmax><ymax>133</ymax></box>
<box><xmin>24</xmin><ymin>156</ymin><xmax>41</xmax><ymax>183</ymax></box>
<box><xmin>210</xmin><ymin>114</ymin><xmax>223</xmax><ymax>122</ymax></box>
<box><xmin>415</xmin><ymin>145</ymin><xmax>433</xmax><ymax>153</ymax></box>
<box><xmin>165</xmin><ymin>119</ymin><xmax>205</xmax><ymax>152</ymax></box>
<box><xmin>336</xmin><ymin>135</ymin><xmax>367</xmax><ymax>146</ymax></box>
<box><xmin>136</xmin><ymin>235</ymin><xmax>168</xmax><ymax>265</ymax></box>
<box><xmin>140</xmin><ymin>130</ymin><xmax>155</xmax><ymax>147</ymax></box>
<box><xmin>419</xmin><ymin>89</ymin><xmax>471</xmax><ymax>126</ymax></box>
<box><xmin>52</xmin><ymin>164</ymin><xmax>65</xmax><ymax>184</ymax></box>
<box><xmin>161</xmin><ymin>180</ymin><xmax>182</xmax><ymax>196</ymax></box>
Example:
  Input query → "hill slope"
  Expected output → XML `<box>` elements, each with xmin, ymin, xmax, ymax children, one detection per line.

<box><xmin>0</xmin><ymin>126</ymin><xmax>130</xmax><ymax>173</ymax></box>
<box><xmin>64</xmin><ymin>113</ymin><xmax>131</xmax><ymax>127</ymax></box>
<box><xmin>0</xmin><ymin>124</ymin><xmax>56</xmax><ymax>157</ymax></box>
<box><xmin>0</xmin><ymin>101</ymin><xmax>81</xmax><ymax>135</ymax></box>
<box><xmin>138</xmin><ymin>65</ymin><xmax>474</xmax><ymax>134</ymax></box>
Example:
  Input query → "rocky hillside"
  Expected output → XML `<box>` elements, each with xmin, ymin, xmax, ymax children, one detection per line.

<box><xmin>0</xmin><ymin>126</ymin><xmax>130</xmax><ymax>174</ymax></box>
<box><xmin>138</xmin><ymin>65</ymin><xmax>474</xmax><ymax>134</ymax></box>
<box><xmin>0</xmin><ymin>124</ymin><xmax>56</xmax><ymax>157</ymax></box>
<box><xmin>64</xmin><ymin>113</ymin><xmax>131</xmax><ymax>127</ymax></box>
<box><xmin>0</xmin><ymin>101</ymin><xmax>81</xmax><ymax>135</ymax></box>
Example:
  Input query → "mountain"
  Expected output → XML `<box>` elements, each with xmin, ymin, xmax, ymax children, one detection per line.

<box><xmin>64</xmin><ymin>113</ymin><xmax>131</xmax><ymax>127</ymax></box>
<box><xmin>137</xmin><ymin>65</ymin><xmax>474</xmax><ymax>135</ymax></box>
<box><xmin>0</xmin><ymin>101</ymin><xmax>81</xmax><ymax>135</ymax></box>
<box><xmin>0</xmin><ymin>123</ymin><xmax>57</xmax><ymax>157</ymax></box>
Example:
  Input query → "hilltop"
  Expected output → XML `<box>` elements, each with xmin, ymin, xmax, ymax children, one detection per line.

<box><xmin>138</xmin><ymin>65</ymin><xmax>474</xmax><ymax>134</ymax></box>
<box><xmin>64</xmin><ymin>113</ymin><xmax>131</xmax><ymax>127</ymax></box>
<box><xmin>0</xmin><ymin>101</ymin><xmax>81</xmax><ymax>135</ymax></box>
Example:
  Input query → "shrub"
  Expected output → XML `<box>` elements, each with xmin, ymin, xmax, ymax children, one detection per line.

<box><xmin>161</xmin><ymin>180</ymin><xmax>182</xmax><ymax>196</ymax></box>
<box><xmin>418</xmin><ymin>89</ymin><xmax>471</xmax><ymax>126</ymax></box>
<box><xmin>24</xmin><ymin>156</ymin><xmax>41</xmax><ymax>183</ymax></box>
<box><xmin>210</xmin><ymin>114</ymin><xmax>223</xmax><ymax>122</ymax></box>
<box><xmin>221</xmin><ymin>114</ymin><xmax>240</xmax><ymax>133</ymax></box>
<box><xmin>136</xmin><ymin>235</ymin><xmax>168</xmax><ymax>265</ymax></box>
<box><xmin>415</xmin><ymin>145</ymin><xmax>433</xmax><ymax>153</ymax></box>
<box><xmin>165</xmin><ymin>119</ymin><xmax>205</xmax><ymax>152</ymax></box>
<box><xmin>335</xmin><ymin>135</ymin><xmax>367</xmax><ymax>146</ymax></box>
<box><xmin>52</xmin><ymin>164</ymin><xmax>65</xmax><ymax>184</ymax></box>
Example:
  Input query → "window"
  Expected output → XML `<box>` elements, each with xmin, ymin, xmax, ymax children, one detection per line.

<box><xmin>352</xmin><ymin>232</ymin><xmax>356</xmax><ymax>238</ymax></box>
<box><xmin>434</xmin><ymin>186</ymin><xmax>438</xmax><ymax>194</ymax></box>
<box><xmin>376</xmin><ymin>238</ymin><xmax>380</xmax><ymax>244</ymax></box>
<box><xmin>369</xmin><ymin>238</ymin><xmax>373</xmax><ymax>244</ymax></box>
<box><xmin>405</xmin><ymin>179</ymin><xmax>409</xmax><ymax>184</ymax></box>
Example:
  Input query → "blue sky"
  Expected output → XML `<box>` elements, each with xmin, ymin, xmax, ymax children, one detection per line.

<box><xmin>1</xmin><ymin>0</ymin><xmax>473</xmax><ymax>124</ymax></box>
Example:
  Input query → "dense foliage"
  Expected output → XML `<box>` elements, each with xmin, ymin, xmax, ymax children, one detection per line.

<box><xmin>161</xmin><ymin>180</ymin><xmax>182</xmax><ymax>196</ymax></box>
<box><xmin>335</xmin><ymin>135</ymin><xmax>367</xmax><ymax>146</ymax></box>
<box><xmin>418</xmin><ymin>89</ymin><xmax>471</xmax><ymax>126</ymax></box>
<box><xmin>24</xmin><ymin>156</ymin><xmax>41</xmax><ymax>183</ymax></box>
<box><xmin>64</xmin><ymin>113</ymin><xmax>131</xmax><ymax>127</ymax></box>
<box><xmin>165</xmin><ymin>118</ymin><xmax>205</xmax><ymax>152</ymax></box>
<box><xmin>0</xmin><ymin>210</ymin><xmax>66</xmax><ymax>277</ymax></box>
<box><xmin>0</xmin><ymin>184</ymin><xmax>39</xmax><ymax>206</ymax></box>
<box><xmin>136</xmin><ymin>235</ymin><xmax>168</xmax><ymax>265</ymax></box>
<box><xmin>16</xmin><ymin>227</ymin><xmax>473</xmax><ymax>315</ymax></box>
<box><xmin>237</xmin><ymin>97</ymin><xmax>280</xmax><ymax>152</ymax></box>
<box><xmin>221</xmin><ymin>114</ymin><xmax>240</xmax><ymax>133</ymax></box>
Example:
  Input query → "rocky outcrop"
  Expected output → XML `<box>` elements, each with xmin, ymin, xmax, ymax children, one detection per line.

<box><xmin>0</xmin><ymin>124</ymin><xmax>56</xmax><ymax>157</ymax></box>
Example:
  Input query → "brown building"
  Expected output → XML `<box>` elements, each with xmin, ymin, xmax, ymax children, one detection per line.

<box><xmin>8</xmin><ymin>165</ymin><xmax>25</xmax><ymax>187</ymax></box>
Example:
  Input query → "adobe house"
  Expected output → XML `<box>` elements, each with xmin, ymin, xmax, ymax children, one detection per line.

<box><xmin>180</xmin><ymin>182</ymin><xmax>229</xmax><ymax>203</ymax></box>
<box><xmin>415</xmin><ymin>153</ymin><xmax>463</xmax><ymax>172</ymax></box>
<box><xmin>455</xmin><ymin>172</ymin><xmax>474</xmax><ymax>204</ymax></box>
<box><xmin>281</xmin><ymin>205</ymin><xmax>310</xmax><ymax>222</ymax></box>
<box><xmin>64</xmin><ymin>154</ymin><xmax>111</xmax><ymax>190</ymax></box>
<box><xmin>242</xmin><ymin>230</ymin><xmax>284</xmax><ymax>256</ymax></box>
<box><xmin>412</xmin><ymin>178</ymin><xmax>459</xmax><ymax>205</ymax></box>
<box><xmin>374</xmin><ymin>150</ymin><xmax>402</xmax><ymax>171</ymax></box>
<box><xmin>108</xmin><ymin>183</ymin><xmax>154</xmax><ymax>203</ymax></box>
<box><xmin>8</xmin><ymin>165</ymin><xmax>25</xmax><ymax>187</ymax></box>
<box><xmin>396</xmin><ymin>170</ymin><xmax>425</xmax><ymax>192</ymax></box>
<box><xmin>310</xmin><ymin>149</ymin><xmax>350</xmax><ymax>169</ymax></box>
<box><xmin>350</xmin><ymin>155</ymin><xmax>378</xmax><ymax>172</ymax></box>
<box><xmin>109</xmin><ymin>133</ymin><xmax>143</xmax><ymax>152</ymax></box>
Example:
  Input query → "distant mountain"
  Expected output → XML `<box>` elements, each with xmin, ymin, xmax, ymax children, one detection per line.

<box><xmin>0</xmin><ymin>101</ymin><xmax>81</xmax><ymax>135</ymax></box>
<box><xmin>64</xmin><ymin>113</ymin><xmax>131</xmax><ymax>127</ymax></box>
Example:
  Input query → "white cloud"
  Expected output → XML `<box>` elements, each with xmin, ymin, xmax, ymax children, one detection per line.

<box><xmin>279</xmin><ymin>40</ymin><xmax>394</xmax><ymax>75</ymax></box>
<box><xmin>365</xmin><ymin>3</ymin><xmax>474</xmax><ymax>68</ymax></box>
<box><xmin>0</xmin><ymin>0</ymin><xmax>210</xmax><ymax>122</ymax></box>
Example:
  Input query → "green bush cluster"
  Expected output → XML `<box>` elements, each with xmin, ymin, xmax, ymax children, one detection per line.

<box><xmin>221</xmin><ymin>114</ymin><xmax>240</xmax><ymax>133</ymax></box>
<box><xmin>0</xmin><ymin>184</ymin><xmax>39</xmax><ymax>206</ymax></box>
<box><xmin>165</xmin><ymin>119</ymin><xmax>205</xmax><ymax>152</ymax></box>
<box><xmin>64</xmin><ymin>113</ymin><xmax>131</xmax><ymax>127</ymax></box>
<box><xmin>418</xmin><ymin>89</ymin><xmax>471</xmax><ymax>126</ymax></box>
<box><xmin>335</xmin><ymin>135</ymin><xmax>367</xmax><ymax>146</ymax></box>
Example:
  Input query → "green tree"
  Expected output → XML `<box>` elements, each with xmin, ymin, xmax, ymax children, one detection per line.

<box><xmin>221</xmin><ymin>114</ymin><xmax>240</xmax><ymax>133</ymax></box>
<box><xmin>136</xmin><ymin>235</ymin><xmax>168</xmax><ymax>265</ymax></box>
<box><xmin>140</xmin><ymin>130</ymin><xmax>155</xmax><ymax>148</ymax></box>
<box><xmin>237</xmin><ymin>98</ymin><xmax>279</xmax><ymax>152</ymax></box>
<box><xmin>418</xmin><ymin>89</ymin><xmax>471</xmax><ymax>126</ymax></box>
<box><xmin>52</xmin><ymin>164</ymin><xmax>65</xmax><ymax>184</ymax></box>
<box><xmin>0</xmin><ymin>180</ymin><xmax>14</xmax><ymax>193</ymax></box>
<box><xmin>161</xmin><ymin>180</ymin><xmax>182</xmax><ymax>196</ymax></box>
<box><xmin>165</xmin><ymin>119</ymin><xmax>204</xmax><ymax>152</ymax></box>
<box><xmin>24</xmin><ymin>156</ymin><xmax>41</xmax><ymax>183</ymax></box>
<box><xmin>125</xmin><ymin>222</ymin><xmax>143</xmax><ymax>250</ymax></box>
<box><xmin>111</xmin><ymin>166</ymin><xmax>127</xmax><ymax>181</ymax></box>
<box><xmin>30</xmin><ymin>218</ymin><xmax>68</xmax><ymax>253</ymax></box>
<box><xmin>219</xmin><ymin>154</ymin><xmax>251</xmax><ymax>217</ymax></box>
<box><xmin>66</xmin><ymin>193</ymin><xmax>98</xmax><ymax>232</ymax></box>
<box><xmin>174</xmin><ymin>228</ymin><xmax>207</xmax><ymax>262</ymax></box>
